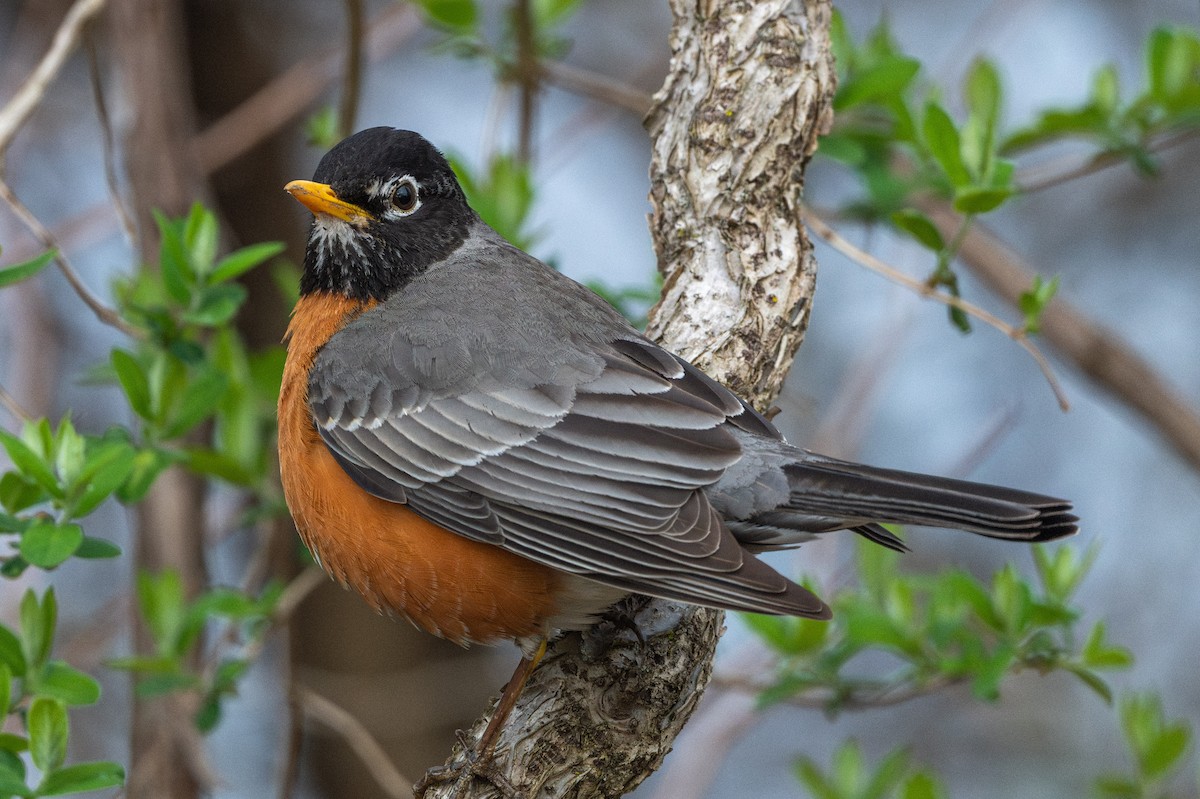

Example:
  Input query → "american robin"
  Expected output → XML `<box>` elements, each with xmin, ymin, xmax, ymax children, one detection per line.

<box><xmin>279</xmin><ymin>127</ymin><xmax>1076</xmax><ymax>783</ymax></box>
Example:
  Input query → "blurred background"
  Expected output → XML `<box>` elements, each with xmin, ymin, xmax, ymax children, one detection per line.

<box><xmin>0</xmin><ymin>0</ymin><xmax>1198</xmax><ymax>797</ymax></box>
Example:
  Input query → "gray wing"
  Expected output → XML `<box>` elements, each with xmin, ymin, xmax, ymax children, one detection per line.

<box><xmin>311</xmin><ymin>294</ymin><xmax>826</xmax><ymax>617</ymax></box>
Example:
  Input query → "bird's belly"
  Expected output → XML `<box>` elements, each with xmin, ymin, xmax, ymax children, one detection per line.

<box><xmin>278</xmin><ymin>292</ymin><xmax>565</xmax><ymax>646</ymax></box>
<box><xmin>279</xmin><ymin>430</ymin><xmax>565</xmax><ymax>646</ymax></box>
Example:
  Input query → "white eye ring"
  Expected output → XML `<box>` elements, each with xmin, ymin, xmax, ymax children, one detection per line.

<box><xmin>388</xmin><ymin>176</ymin><xmax>420</xmax><ymax>217</ymax></box>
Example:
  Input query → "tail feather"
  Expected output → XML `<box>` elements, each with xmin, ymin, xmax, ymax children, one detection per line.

<box><xmin>780</xmin><ymin>455</ymin><xmax>1078</xmax><ymax>541</ymax></box>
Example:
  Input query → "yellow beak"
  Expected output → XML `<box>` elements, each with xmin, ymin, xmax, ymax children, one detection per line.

<box><xmin>284</xmin><ymin>180</ymin><xmax>374</xmax><ymax>227</ymax></box>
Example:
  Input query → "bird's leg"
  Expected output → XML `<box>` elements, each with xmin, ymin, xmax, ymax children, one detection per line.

<box><xmin>415</xmin><ymin>639</ymin><xmax>548</xmax><ymax>798</ymax></box>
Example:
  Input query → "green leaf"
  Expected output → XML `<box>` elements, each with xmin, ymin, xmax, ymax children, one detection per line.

<box><xmin>68</xmin><ymin>443</ymin><xmax>135</xmax><ymax>518</ymax></box>
<box><xmin>0</xmin><ymin>734</ymin><xmax>26</xmax><ymax>753</ymax></box>
<box><xmin>922</xmin><ymin>102</ymin><xmax>971</xmax><ymax>187</ymax></box>
<box><xmin>111</xmin><ymin>350</ymin><xmax>152</xmax><ymax>421</ymax></box>
<box><xmin>27</xmin><ymin>697</ymin><xmax>67</xmax><ymax>773</ymax></box>
<box><xmin>36</xmin><ymin>761</ymin><xmax>124</xmax><ymax>796</ymax></box>
<box><xmin>183</xmin><ymin>204</ymin><xmax>219</xmax><ymax>278</ymax></box>
<box><xmin>1064</xmin><ymin>664</ymin><xmax>1113</xmax><ymax>703</ymax></box>
<box><xmin>72</xmin><ymin>537</ymin><xmax>121</xmax><ymax>560</ymax></box>
<box><xmin>134</xmin><ymin>672</ymin><xmax>198</xmax><ymax>698</ymax></box>
<box><xmin>901</xmin><ymin>772</ymin><xmax>945</xmax><ymax>799</ymax></box>
<box><xmin>115</xmin><ymin>448</ymin><xmax>174</xmax><ymax>504</ymax></box>
<box><xmin>137</xmin><ymin>571</ymin><xmax>186</xmax><ymax>656</ymax></box>
<box><xmin>182</xmin><ymin>283</ymin><xmax>247</xmax><ymax>327</ymax></box>
<box><xmin>19</xmin><ymin>590</ymin><xmax>55</xmax><ymax>671</ymax></box>
<box><xmin>890</xmin><ymin>209</ymin><xmax>945</xmax><ymax>251</ymax></box>
<box><xmin>1141</xmin><ymin>725</ymin><xmax>1190</xmax><ymax>780</ymax></box>
<box><xmin>0</xmin><ymin>625</ymin><xmax>25</xmax><ymax>678</ymax></box>
<box><xmin>153</xmin><ymin>211</ymin><xmax>192</xmax><ymax>305</ymax></box>
<box><xmin>0</xmin><ymin>556</ymin><xmax>30</xmax><ymax>579</ymax></box>
<box><xmin>163</xmin><ymin>369</ymin><xmax>228</xmax><ymax>439</ymax></box>
<box><xmin>50</xmin><ymin>422</ymin><xmax>83</xmax><ymax>493</ymax></box>
<box><xmin>413</xmin><ymin>0</ymin><xmax>477</xmax><ymax>32</ymax></box>
<box><xmin>0</xmin><ymin>474</ymin><xmax>45</xmax><ymax>514</ymax></box>
<box><xmin>209</xmin><ymin>242</ymin><xmax>285</xmax><ymax>284</ymax></box>
<box><xmin>1093</xmin><ymin>775</ymin><xmax>1140</xmax><ymax>798</ymax></box>
<box><xmin>970</xmin><ymin>640</ymin><xmax>1015</xmax><ymax>701</ymax></box>
<box><xmin>0</xmin><ymin>768</ymin><xmax>30</xmax><ymax>799</ymax></box>
<box><xmin>962</xmin><ymin>59</ymin><xmax>1002</xmax><ymax>182</ymax></box>
<box><xmin>835</xmin><ymin>55</ymin><xmax>921</xmax><ymax>111</ymax></box>
<box><xmin>1147</xmin><ymin>27</ymin><xmax>1184</xmax><ymax>100</ymax></box>
<box><xmin>0</xmin><ymin>663</ymin><xmax>10</xmax><ymax>716</ymax></box>
<box><xmin>19</xmin><ymin>522</ymin><xmax>83</xmax><ymax>569</ymax></box>
<box><xmin>36</xmin><ymin>662</ymin><xmax>100</xmax><ymax>707</ymax></box>
<box><xmin>1091</xmin><ymin>64</ymin><xmax>1120</xmax><ymax>114</ymax></box>
<box><xmin>1081</xmin><ymin>622</ymin><xmax>1134</xmax><ymax>670</ymax></box>
<box><xmin>182</xmin><ymin>448</ymin><xmax>256</xmax><ymax>485</ymax></box>
<box><xmin>305</xmin><ymin>105</ymin><xmax>339</xmax><ymax>149</ymax></box>
<box><xmin>0</xmin><ymin>251</ymin><xmax>54</xmax><ymax>289</ymax></box>
<box><xmin>845</xmin><ymin>608</ymin><xmax>919</xmax><ymax>656</ymax></box>
<box><xmin>532</xmin><ymin>0</ymin><xmax>581</xmax><ymax>29</ymax></box>
<box><xmin>952</xmin><ymin>186</ymin><xmax>1012</xmax><ymax>214</ymax></box>
<box><xmin>1017</xmin><ymin>275</ymin><xmax>1060</xmax><ymax>334</ymax></box>
<box><xmin>0</xmin><ymin>431</ymin><xmax>59</xmax><ymax>499</ymax></box>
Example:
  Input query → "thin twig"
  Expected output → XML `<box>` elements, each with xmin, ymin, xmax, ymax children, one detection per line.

<box><xmin>338</xmin><ymin>0</ymin><xmax>365</xmax><ymax>139</ymax></box>
<box><xmin>0</xmin><ymin>0</ymin><xmax>107</xmax><ymax>159</ymax></box>
<box><xmin>804</xmin><ymin>207</ymin><xmax>1070</xmax><ymax>412</ymax></box>
<box><xmin>1016</xmin><ymin>128</ymin><xmax>1200</xmax><ymax>193</ymax></box>
<box><xmin>190</xmin><ymin>3</ymin><xmax>419</xmax><ymax>172</ymax></box>
<box><xmin>921</xmin><ymin>202</ymin><xmax>1200</xmax><ymax>473</ymax></box>
<box><xmin>711</xmin><ymin>673</ymin><xmax>961</xmax><ymax>711</ymax></box>
<box><xmin>272</xmin><ymin>567</ymin><xmax>328</xmax><ymax>623</ymax></box>
<box><xmin>0</xmin><ymin>384</ymin><xmax>33</xmax><ymax>424</ymax></box>
<box><xmin>538</xmin><ymin>59</ymin><xmax>654</xmax><ymax>116</ymax></box>
<box><xmin>512</xmin><ymin>0</ymin><xmax>539</xmax><ymax>164</ymax></box>
<box><xmin>83</xmin><ymin>29</ymin><xmax>137</xmax><ymax>245</ymax></box>
<box><xmin>0</xmin><ymin>176</ymin><xmax>140</xmax><ymax>338</ymax></box>
<box><xmin>295</xmin><ymin>685</ymin><xmax>415</xmax><ymax>799</ymax></box>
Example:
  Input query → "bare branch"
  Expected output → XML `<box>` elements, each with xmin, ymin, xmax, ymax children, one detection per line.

<box><xmin>0</xmin><ymin>177</ymin><xmax>140</xmax><ymax>337</ymax></box>
<box><xmin>711</xmin><ymin>672</ymin><xmax>961</xmax><ymax>711</ymax></box>
<box><xmin>190</xmin><ymin>4</ymin><xmax>419</xmax><ymax>173</ymax></box>
<box><xmin>538</xmin><ymin>60</ymin><xmax>653</xmax><ymax>116</ymax></box>
<box><xmin>0</xmin><ymin>0</ymin><xmax>107</xmax><ymax>159</ymax></box>
<box><xmin>338</xmin><ymin>0</ymin><xmax>366</xmax><ymax>139</ymax></box>
<box><xmin>805</xmin><ymin>208</ymin><xmax>1071</xmax><ymax>412</ymax></box>
<box><xmin>921</xmin><ymin>203</ymin><xmax>1200</xmax><ymax>473</ymax></box>
<box><xmin>83</xmin><ymin>31</ymin><xmax>137</xmax><ymax>244</ymax></box>
<box><xmin>512</xmin><ymin>0</ymin><xmax>539</xmax><ymax>163</ymax></box>
<box><xmin>1016</xmin><ymin>129</ymin><xmax>1200</xmax><ymax>194</ymax></box>
<box><xmin>296</xmin><ymin>685</ymin><xmax>416</xmax><ymax>799</ymax></box>
<box><xmin>0</xmin><ymin>384</ymin><xmax>33</xmax><ymax>424</ymax></box>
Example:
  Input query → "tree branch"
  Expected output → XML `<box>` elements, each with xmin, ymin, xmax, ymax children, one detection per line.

<box><xmin>296</xmin><ymin>685</ymin><xmax>416</xmax><ymax>799</ymax></box>
<box><xmin>0</xmin><ymin>176</ymin><xmax>140</xmax><ymax>337</ymax></box>
<box><xmin>805</xmin><ymin>208</ymin><xmax>1070</xmax><ymax>411</ymax></box>
<box><xmin>420</xmin><ymin>1</ymin><xmax>836</xmax><ymax>796</ymax></box>
<box><xmin>921</xmin><ymin>203</ymin><xmax>1200</xmax><ymax>473</ymax></box>
<box><xmin>337</xmin><ymin>0</ymin><xmax>365</xmax><ymax>139</ymax></box>
<box><xmin>0</xmin><ymin>0</ymin><xmax>106</xmax><ymax>159</ymax></box>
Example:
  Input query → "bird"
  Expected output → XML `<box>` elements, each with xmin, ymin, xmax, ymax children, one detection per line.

<box><xmin>279</xmin><ymin>126</ymin><xmax>1077</xmax><ymax>787</ymax></box>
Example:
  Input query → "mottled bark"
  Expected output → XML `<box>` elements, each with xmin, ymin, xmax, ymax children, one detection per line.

<box><xmin>420</xmin><ymin>1</ymin><xmax>835</xmax><ymax>797</ymax></box>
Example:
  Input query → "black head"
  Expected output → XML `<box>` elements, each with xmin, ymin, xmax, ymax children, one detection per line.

<box><xmin>286</xmin><ymin>128</ymin><xmax>476</xmax><ymax>301</ymax></box>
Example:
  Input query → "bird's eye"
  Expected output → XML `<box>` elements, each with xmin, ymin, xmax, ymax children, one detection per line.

<box><xmin>391</xmin><ymin>179</ymin><xmax>419</xmax><ymax>214</ymax></box>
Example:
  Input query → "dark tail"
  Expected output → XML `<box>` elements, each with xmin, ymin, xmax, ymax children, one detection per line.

<box><xmin>780</xmin><ymin>455</ymin><xmax>1078</xmax><ymax>542</ymax></box>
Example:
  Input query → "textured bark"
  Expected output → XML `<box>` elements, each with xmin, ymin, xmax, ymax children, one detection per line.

<box><xmin>420</xmin><ymin>2</ymin><xmax>835</xmax><ymax>797</ymax></box>
<box><xmin>110</xmin><ymin>0</ymin><xmax>211</xmax><ymax>796</ymax></box>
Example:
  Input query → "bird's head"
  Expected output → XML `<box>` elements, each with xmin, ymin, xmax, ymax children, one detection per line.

<box><xmin>286</xmin><ymin>127</ymin><xmax>475</xmax><ymax>301</ymax></box>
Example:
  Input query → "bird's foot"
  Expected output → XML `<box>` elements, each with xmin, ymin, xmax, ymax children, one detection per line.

<box><xmin>414</xmin><ymin>730</ymin><xmax>524</xmax><ymax>799</ymax></box>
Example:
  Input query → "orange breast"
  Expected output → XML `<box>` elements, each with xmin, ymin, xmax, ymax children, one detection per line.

<box><xmin>278</xmin><ymin>293</ymin><xmax>562</xmax><ymax>646</ymax></box>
